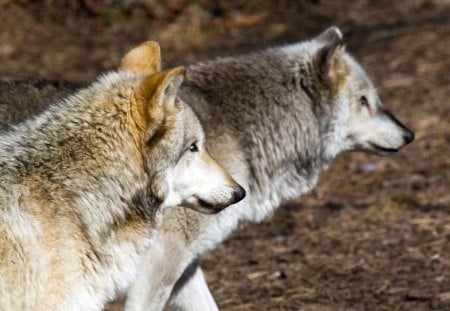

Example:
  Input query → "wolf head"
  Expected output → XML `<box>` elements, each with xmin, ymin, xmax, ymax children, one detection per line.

<box><xmin>292</xmin><ymin>26</ymin><xmax>414</xmax><ymax>160</ymax></box>
<box><xmin>120</xmin><ymin>42</ymin><xmax>245</xmax><ymax>214</ymax></box>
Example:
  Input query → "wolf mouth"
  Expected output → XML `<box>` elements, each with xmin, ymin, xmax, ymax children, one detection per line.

<box><xmin>369</xmin><ymin>142</ymin><xmax>399</xmax><ymax>154</ymax></box>
<box><xmin>189</xmin><ymin>197</ymin><xmax>228</xmax><ymax>215</ymax></box>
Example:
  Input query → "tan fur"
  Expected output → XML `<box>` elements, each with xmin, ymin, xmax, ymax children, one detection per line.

<box><xmin>0</xmin><ymin>45</ymin><xmax>183</xmax><ymax>310</ymax></box>
<box><xmin>121</xmin><ymin>41</ymin><xmax>161</xmax><ymax>75</ymax></box>
<box><xmin>0</xmin><ymin>42</ymin><xmax>244</xmax><ymax>310</ymax></box>
<box><xmin>133</xmin><ymin>67</ymin><xmax>186</xmax><ymax>138</ymax></box>
<box><xmin>329</xmin><ymin>45</ymin><xmax>350</xmax><ymax>92</ymax></box>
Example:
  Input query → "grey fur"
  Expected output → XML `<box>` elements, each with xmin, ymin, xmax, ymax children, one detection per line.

<box><xmin>0</xmin><ymin>78</ymin><xmax>79</xmax><ymax>131</ymax></box>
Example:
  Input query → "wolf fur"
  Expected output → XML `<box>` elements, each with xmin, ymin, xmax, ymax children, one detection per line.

<box><xmin>0</xmin><ymin>78</ymin><xmax>79</xmax><ymax>131</ymax></box>
<box><xmin>0</xmin><ymin>42</ymin><xmax>244</xmax><ymax>310</ymax></box>
<box><xmin>122</xmin><ymin>26</ymin><xmax>415</xmax><ymax>310</ymax></box>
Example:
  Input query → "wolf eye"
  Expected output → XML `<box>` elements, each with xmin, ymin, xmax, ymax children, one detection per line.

<box><xmin>360</xmin><ymin>95</ymin><xmax>369</xmax><ymax>107</ymax></box>
<box><xmin>189</xmin><ymin>142</ymin><xmax>198</xmax><ymax>152</ymax></box>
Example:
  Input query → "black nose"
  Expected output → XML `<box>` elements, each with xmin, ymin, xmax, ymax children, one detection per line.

<box><xmin>232</xmin><ymin>185</ymin><xmax>246</xmax><ymax>204</ymax></box>
<box><xmin>404</xmin><ymin>129</ymin><xmax>415</xmax><ymax>144</ymax></box>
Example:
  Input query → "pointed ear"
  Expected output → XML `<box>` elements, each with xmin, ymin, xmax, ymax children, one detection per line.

<box><xmin>120</xmin><ymin>41</ymin><xmax>161</xmax><ymax>75</ymax></box>
<box><xmin>314</xmin><ymin>26</ymin><xmax>343</xmax><ymax>44</ymax></box>
<box><xmin>133</xmin><ymin>66</ymin><xmax>186</xmax><ymax>136</ymax></box>
<box><xmin>139</xmin><ymin>66</ymin><xmax>185</xmax><ymax>109</ymax></box>
<box><xmin>314</xmin><ymin>27</ymin><xmax>349</xmax><ymax>91</ymax></box>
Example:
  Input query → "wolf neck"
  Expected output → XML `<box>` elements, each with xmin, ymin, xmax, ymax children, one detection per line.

<box><xmin>243</xmin><ymin>97</ymin><xmax>329</xmax><ymax>218</ymax></box>
<box><xmin>246</xmin><ymin>104</ymin><xmax>323</xmax><ymax>193</ymax></box>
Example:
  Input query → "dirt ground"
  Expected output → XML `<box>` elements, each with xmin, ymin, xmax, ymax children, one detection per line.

<box><xmin>1</xmin><ymin>0</ymin><xmax>449</xmax><ymax>310</ymax></box>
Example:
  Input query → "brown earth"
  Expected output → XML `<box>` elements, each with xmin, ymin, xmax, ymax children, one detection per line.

<box><xmin>1</xmin><ymin>1</ymin><xmax>449</xmax><ymax>310</ymax></box>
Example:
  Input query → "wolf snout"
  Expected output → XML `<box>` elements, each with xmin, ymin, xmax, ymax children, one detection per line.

<box><xmin>231</xmin><ymin>184</ymin><xmax>246</xmax><ymax>205</ymax></box>
<box><xmin>403</xmin><ymin>128</ymin><xmax>415</xmax><ymax>145</ymax></box>
<box><xmin>187</xmin><ymin>184</ymin><xmax>246</xmax><ymax>215</ymax></box>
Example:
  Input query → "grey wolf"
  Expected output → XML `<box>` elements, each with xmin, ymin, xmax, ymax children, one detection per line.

<box><xmin>123</xmin><ymin>26</ymin><xmax>414</xmax><ymax>310</ymax></box>
<box><xmin>0</xmin><ymin>41</ymin><xmax>244</xmax><ymax>310</ymax></box>
<box><xmin>0</xmin><ymin>78</ymin><xmax>79</xmax><ymax>131</ymax></box>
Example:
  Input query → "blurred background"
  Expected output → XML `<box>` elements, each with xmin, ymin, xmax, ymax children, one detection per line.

<box><xmin>1</xmin><ymin>0</ymin><xmax>449</xmax><ymax>310</ymax></box>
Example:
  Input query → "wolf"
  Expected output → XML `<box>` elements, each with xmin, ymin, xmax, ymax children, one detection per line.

<box><xmin>121</xmin><ymin>26</ymin><xmax>415</xmax><ymax>310</ymax></box>
<box><xmin>0</xmin><ymin>42</ymin><xmax>244</xmax><ymax>310</ymax></box>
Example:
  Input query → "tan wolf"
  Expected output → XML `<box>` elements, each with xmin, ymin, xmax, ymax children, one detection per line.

<box><xmin>0</xmin><ymin>42</ymin><xmax>244</xmax><ymax>311</ymax></box>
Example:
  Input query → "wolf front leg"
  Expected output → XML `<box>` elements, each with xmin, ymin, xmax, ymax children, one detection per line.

<box><xmin>125</xmin><ymin>233</ymin><xmax>193</xmax><ymax>311</ymax></box>
<box><xmin>126</xmin><ymin>203</ymin><xmax>235</xmax><ymax>310</ymax></box>
<box><xmin>168</xmin><ymin>263</ymin><xmax>219</xmax><ymax>311</ymax></box>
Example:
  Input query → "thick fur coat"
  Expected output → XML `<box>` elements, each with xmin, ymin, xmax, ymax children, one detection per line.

<box><xmin>0</xmin><ymin>42</ymin><xmax>244</xmax><ymax>310</ymax></box>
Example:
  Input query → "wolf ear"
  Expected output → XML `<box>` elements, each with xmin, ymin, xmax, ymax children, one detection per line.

<box><xmin>134</xmin><ymin>66</ymin><xmax>186</xmax><ymax>136</ymax></box>
<box><xmin>121</xmin><ymin>41</ymin><xmax>161</xmax><ymax>75</ymax></box>
<box><xmin>139</xmin><ymin>66</ymin><xmax>185</xmax><ymax>109</ymax></box>
<box><xmin>314</xmin><ymin>27</ymin><xmax>349</xmax><ymax>91</ymax></box>
<box><xmin>315</xmin><ymin>26</ymin><xmax>343</xmax><ymax>44</ymax></box>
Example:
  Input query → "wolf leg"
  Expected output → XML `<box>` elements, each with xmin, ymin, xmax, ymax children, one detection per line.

<box><xmin>125</xmin><ymin>235</ymin><xmax>193</xmax><ymax>311</ymax></box>
<box><xmin>168</xmin><ymin>264</ymin><xmax>218</xmax><ymax>311</ymax></box>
